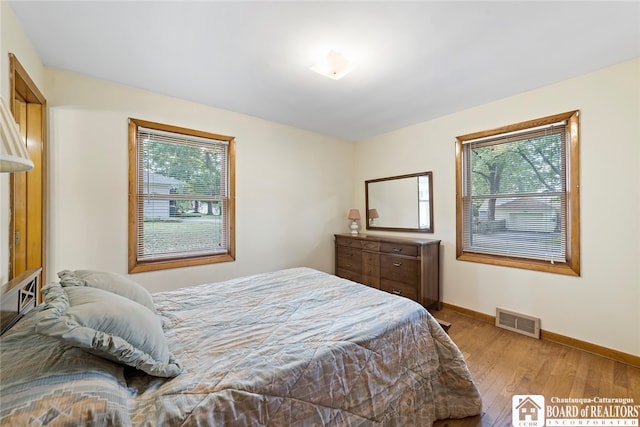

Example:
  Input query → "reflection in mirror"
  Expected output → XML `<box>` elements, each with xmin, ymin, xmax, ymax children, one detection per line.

<box><xmin>366</xmin><ymin>172</ymin><xmax>433</xmax><ymax>233</ymax></box>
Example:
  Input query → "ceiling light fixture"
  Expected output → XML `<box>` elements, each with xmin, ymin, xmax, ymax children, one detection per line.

<box><xmin>310</xmin><ymin>50</ymin><xmax>355</xmax><ymax>80</ymax></box>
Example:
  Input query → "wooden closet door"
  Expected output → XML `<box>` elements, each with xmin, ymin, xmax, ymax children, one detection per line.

<box><xmin>8</xmin><ymin>54</ymin><xmax>47</xmax><ymax>301</ymax></box>
<box><xmin>10</xmin><ymin>100</ymin><xmax>43</xmax><ymax>277</ymax></box>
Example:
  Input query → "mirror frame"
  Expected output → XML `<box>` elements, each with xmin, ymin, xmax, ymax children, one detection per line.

<box><xmin>365</xmin><ymin>171</ymin><xmax>434</xmax><ymax>233</ymax></box>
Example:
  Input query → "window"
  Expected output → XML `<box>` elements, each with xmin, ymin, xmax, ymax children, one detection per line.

<box><xmin>455</xmin><ymin>111</ymin><xmax>580</xmax><ymax>276</ymax></box>
<box><xmin>418</xmin><ymin>174</ymin><xmax>432</xmax><ymax>230</ymax></box>
<box><xmin>128</xmin><ymin>118</ymin><xmax>235</xmax><ymax>273</ymax></box>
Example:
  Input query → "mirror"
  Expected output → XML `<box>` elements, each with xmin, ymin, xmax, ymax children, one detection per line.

<box><xmin>365</xmin><ymin>171</ymin><xmax>433</xmax><ymax>233</ymax></box>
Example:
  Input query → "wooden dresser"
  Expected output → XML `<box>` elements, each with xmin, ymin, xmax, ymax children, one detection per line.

<box><xmin>334</xmin><ymin>233</ymin><xmax>441</xmax><ymax>310</ymax></box>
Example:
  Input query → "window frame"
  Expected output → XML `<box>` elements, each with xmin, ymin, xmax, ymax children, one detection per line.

<box><xmin>455</xmin><ymin>111</ymin><xmax>580</xmax><ymax>276</ymax></box>
<box><xmin>128</xmin><ymin>118</ymin><xmax>236</xmax><ymax>273</ymax></box>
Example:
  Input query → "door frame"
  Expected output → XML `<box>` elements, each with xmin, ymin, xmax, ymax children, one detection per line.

<box><xmin>8</xmin><ymin>53</ymin><xmax>47</xmax><ymax>300</ymax></box>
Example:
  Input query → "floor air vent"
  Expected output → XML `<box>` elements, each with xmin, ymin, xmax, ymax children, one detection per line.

<box><xmin>496</xmin><ymin>308</ymin><xmax>540</xmax><ymax>339</ymax></box>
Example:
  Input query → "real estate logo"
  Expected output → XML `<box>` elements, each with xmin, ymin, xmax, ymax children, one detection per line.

<box><xmin>512</xmin><ymin>395</ymin><xmax>639</xmax><ymax>426</ymax></box>
<box><xmin>513</xmin><ymin>395</ymin><xmax>545</xmax><ymax>427</ymax></box>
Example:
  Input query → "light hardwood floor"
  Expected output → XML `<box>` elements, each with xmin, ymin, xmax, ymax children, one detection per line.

<box><xmin>432</xmin><ymin>308</ymin><xmax>640</xmax><ymax>427</ymax></box>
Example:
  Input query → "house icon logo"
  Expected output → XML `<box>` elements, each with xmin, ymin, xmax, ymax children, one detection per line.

<box><xmin>512</xmin><ymin>395</ymin><xmax>545</xmax><ymax>427</ymax></box>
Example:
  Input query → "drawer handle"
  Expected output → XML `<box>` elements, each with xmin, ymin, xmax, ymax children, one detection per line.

<box><xmin>392</xmin><ymin>248</ymin><xmax>403</xmax><ymax>253</ymax></box>
<box><xmin>392</xmin><ymin>289</ymin><xmax>402</xmax><ymax>295</ymax></box>
<box><xmin>393</xmin><ymin>262</ymin><xmax>403</xmax><ymax>267</ymax></box>
<box><xmin>346</xmin><ymin>263</ymin><xmax>353</xmax><ymax>267</ymax></box>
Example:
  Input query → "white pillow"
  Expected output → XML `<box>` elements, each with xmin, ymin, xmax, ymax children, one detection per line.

<box><xmin>35</xmin><ymin>282</ymin><xmax>182</xmax><ymax>377</ymax></box>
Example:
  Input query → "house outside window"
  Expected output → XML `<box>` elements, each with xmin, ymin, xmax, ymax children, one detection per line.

<box><xmin>128</xmin><ymin>118</ymin><xmax>235</xmax><ymax>273</ymax></box>
<box><xmin>455</xmin><ymin>111</ymin><xmax>580</xmax><ymax>276</ymax></box>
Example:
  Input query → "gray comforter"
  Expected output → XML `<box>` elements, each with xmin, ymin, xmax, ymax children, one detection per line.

<box><xmin>1</xmin><ymin>267</ymin><xmax>481</xmax><ymax>426</ymax></box>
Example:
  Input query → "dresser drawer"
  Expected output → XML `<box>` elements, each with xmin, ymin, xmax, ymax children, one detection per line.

<box><xmin>362</xmin><ymin>252</ymin><xmax>379</xmax><ymax>270</ymax></box>
<box><xmin>336</xmin><ymin>268</ymin><xmax>362</xmax><ymax>283</ymax></box>
<box><xmin>380</xmin><ymin>255</ymin><xmax>419</xmax><ymax>286</ymax></box>
<box><xmin>361</xmin><ymin>240</ymin><xmax>380</xmax><ymax>251</ymax></box>
<box><xmin>380</xmin><ymin>279</ymin><xmax>418</xmax><ymax>301</ymax></box>
<box><xmin>361</xmin><ymin>252</ymin><xmax>380</xmax><ymax>288</ymax></box>
<box><xmin>335</xmin><ymin>235</ymin><xmax>362</xmax><ymax>248</ymax></box>
<box><xmin>336</xmin><ymin>246</ymin><xmax>362</xmax><ymax>272</ymax></box>
<box><xmin>380</xmin><ymin>242</ymin><xmax>418</xmax><ymax>257</ymax></box>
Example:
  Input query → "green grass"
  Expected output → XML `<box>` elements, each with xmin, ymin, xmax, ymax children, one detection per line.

<box><xmin>142</xmin><ymin>217</ymin><xmax>223</xmax><ymax>255</ymax></box>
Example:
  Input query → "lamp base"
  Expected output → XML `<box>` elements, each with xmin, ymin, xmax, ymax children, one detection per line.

<box><xmin>349</xmin><ymin>220</ymin><xmax>359</xmax><ymax>235</ymax></box>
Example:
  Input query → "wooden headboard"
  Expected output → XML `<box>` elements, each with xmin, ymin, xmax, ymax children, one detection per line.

<box><xmin>0</xmin><ymin>267</ymin><xmax>41</xmax><ymax>335</ymax></box>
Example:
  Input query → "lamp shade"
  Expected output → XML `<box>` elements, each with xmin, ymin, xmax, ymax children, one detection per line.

<box><xmin>0</xmin><ymin>96</ymin><xmax>33</xmax><ymax>172</ymax></box>
<box><xmin>368</xmin><ymin>209</ymin><xmax>379</xmax><ymax>219</ymax></box>
<box><xmin>347</xmin><ymin>209</ymin><xmax>361</xmax><ymax>220</ymax></box>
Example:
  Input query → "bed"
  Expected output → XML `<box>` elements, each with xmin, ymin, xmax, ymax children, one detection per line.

<box><xmin>0</xmin><ymin>267</ymin><xmax>481</xmax><ymax>426</ymax></box>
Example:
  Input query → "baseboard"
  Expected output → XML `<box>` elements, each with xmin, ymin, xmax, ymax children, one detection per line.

<box><xmin>442</xmin><ymin>302</ymin><xmax>495</xmax><ymax>324</ymax></box>
<box><xmin>442</xmin><ymin>303</ymin><xmax>640</xmax><ymax>368</ymax></box>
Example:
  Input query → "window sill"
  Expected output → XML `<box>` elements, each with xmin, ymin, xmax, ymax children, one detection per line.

<box><xmin>456</xmin><ymin>251</ymin><xmax>580</xmax><ymax>276</ymax></box>
<box><xmin>129</xmin><ymin>253</ymin><xmax>235</xmax><ymax>273</ymax></box>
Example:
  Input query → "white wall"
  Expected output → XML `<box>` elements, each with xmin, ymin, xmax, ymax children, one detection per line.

<box><xmin>354</xmin><ymin>59</ymin><xmax>640</xmax><ymax>356</ymax></box>
<box><xmin>0</xmin><ymin>1</ymin><xmax>45</xmax><ymax>285</ymax></box>
<box><xmin>44</xmin><ymin>68</ymin><xmax>355</xmax><ymax>292</ymax></box>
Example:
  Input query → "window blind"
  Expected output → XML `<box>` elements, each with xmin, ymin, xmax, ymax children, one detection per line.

<box><xmin>136</xmin><ymin>126</ymin><xmax>230</xmax><ymax>262</ymax></box>
<box><xmin>461</xmin><ymin>122</ymin><xmax>568</xmax><ymax>263</ymax></box>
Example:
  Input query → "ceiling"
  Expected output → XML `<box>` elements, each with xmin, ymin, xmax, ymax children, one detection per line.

<box><xmin>8</xmin><ymin>1</ymin><xmax>640</xmax><ymax>141</ymax></box>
